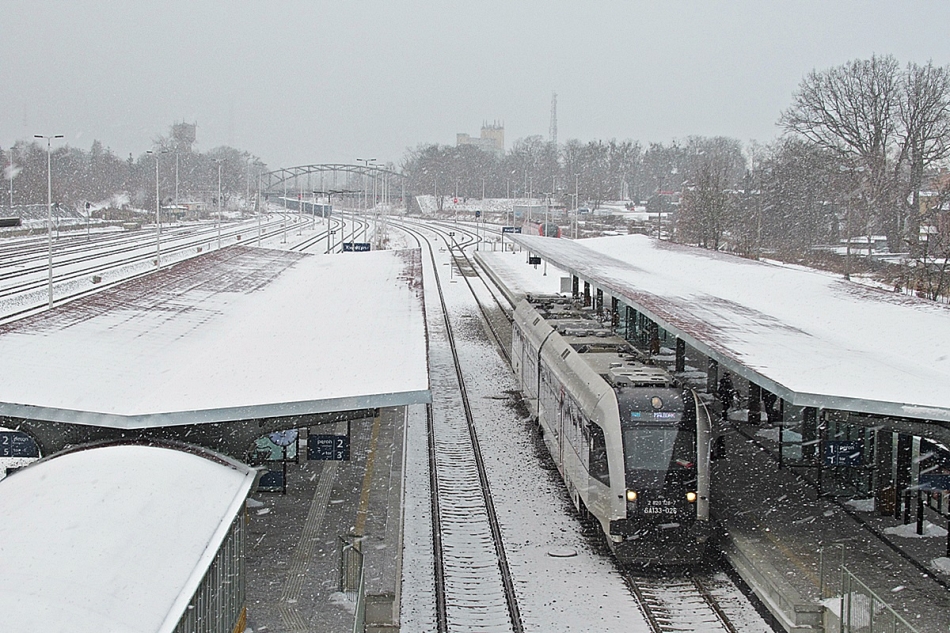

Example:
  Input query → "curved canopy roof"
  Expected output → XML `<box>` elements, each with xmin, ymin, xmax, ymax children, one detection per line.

<box><xmin>0</xmin><ymin>246</ymin><xmax>429</xmax><ymax>429</ymax></box>
<box><xmin>509</xmin><ymin>233</ymin><xmax>950</xmax><ymax>425</ymax></box>
<box><xmin>0</xmin><ymin>443</ymin><xmax>256</xmax><ymax>633</ymax></box>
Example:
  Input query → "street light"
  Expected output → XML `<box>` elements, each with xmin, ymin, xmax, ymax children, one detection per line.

<box><xmin>146</xmin><ymin>149</ymin><xmax>168</xmax><ymax>266</ymax></box>
<box><xmin>215</xmin><ymin>159</ymin><xmax>223</xmax><ymax>249</ymax></box>
<box><xmin>356</xmin><ymin>158</ymin><xmax>376</xmax><ymax>243</ymax></box>
<box><xmin>35</xmin><ymin>133</ymin><xmax>64</xmax><ymax>309</ymax></box>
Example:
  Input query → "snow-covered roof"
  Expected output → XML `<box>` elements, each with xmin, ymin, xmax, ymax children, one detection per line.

<box><xmin>510</xmin><ymin>234</ymin><xmax>950</xmax><ymax>423</ymax></box>
<box><xmin>0</xmin><ymin>442</ymin><xmax>257</xmax><ymax>633</ymax></box>
<box><xmin>0</xmin><ymin>246</ymin><xmax>429</xmax><ymax>428</ymax></box>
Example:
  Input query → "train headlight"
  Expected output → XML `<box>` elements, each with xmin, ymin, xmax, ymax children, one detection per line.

<box><xmin>686</xmin><ymin>491</ymin><xmax>697</xmax><ymax>503</ymax></box>
<box><xmin>626</xmin><ymin>490</ymin><xmax>638</xmax><ymax>502</ymax></box>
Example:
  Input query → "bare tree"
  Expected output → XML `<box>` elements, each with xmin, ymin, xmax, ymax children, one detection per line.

<box><xmin>678</xmin><ymin>136</ymin><xmax>745</xmax><ymax>250</ymax></box>
<box><xmin>896</xmin><ymin>61</ymin><xmax>950</xmax><ymax>251</ymax></box>
<box><xmin>780</xmin><ymin>55</ymin><xmax>902</xmax><ymax>248</ymax></box>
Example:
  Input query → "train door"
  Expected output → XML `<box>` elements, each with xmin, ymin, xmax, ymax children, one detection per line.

<box><xmin>558</xmin><ymin>384</ymin><xmax>567</xmax><ymax>472</ymax></box>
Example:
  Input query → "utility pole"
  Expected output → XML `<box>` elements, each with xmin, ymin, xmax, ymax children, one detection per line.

<box><xmin>217</xmin><ymin>161</ymin><xmax>222</xmax><ymax>249</ymax></box>
<box><xmin>35</xmin><ymin>133</ymin><xmax>64</xmax><ymax>309</ymax></box>
<box><xmin>147</xmin><ymin>149</ymin><xmax>167</xmax><ymax>266</ymax></box>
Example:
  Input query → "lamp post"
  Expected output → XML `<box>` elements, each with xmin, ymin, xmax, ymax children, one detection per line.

<box><xmin>146</xmin><ymin>149</ymin><xmax>167</xmax><ymax>266</ymax></box>
<box><xmin>216</xmin><ymin>160</ymin><xmax>223</xmax><ymax>249</ymax></box>
<box><xmin>257</xmin><ymin>169</ymin><xmax>263</xmax><ymax>246</ymax></box>
<box><xmin>35</xmin><ymin>133</ymin><xmax>64</xmax><ymax>309</ymax></box>
<box><xmin>357</xmin><ymin>158</ymin><xmax>376</xmax><ymax>243</ymax></box>
<box><xmin>6</xmin><ymin>151</ymin><xmax>16</xmax><ymax>209</ymax></box>
<box><xmin>574</xmin><ymin>174</ymin><xmax>579</xmax><ymax>239</ymax></box>
<box><xmin>174</xmin><ymin>150</ymin><xmax>180</xmax><ymax>213</ymax></box>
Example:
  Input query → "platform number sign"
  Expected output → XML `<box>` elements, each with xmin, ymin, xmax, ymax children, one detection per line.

<box><xmin>823</xmin><ymin>440</ymin><xmax>862</xmax><ymax>466</ymax></box>
<box><xmin>0</xmin><ymin>431</ymin><xmax>39</xmax><ymax>458</ymax></box>
<box><xmin>308</xmin><ymin>435</ymin><xmax>350</xmax><ymax>461</ymax></box>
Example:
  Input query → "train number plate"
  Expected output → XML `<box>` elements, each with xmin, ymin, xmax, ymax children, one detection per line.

<box><xmin>641</xmin><ymin>498</ymin><xmax>679</xmax><ymax>515</ymax></box>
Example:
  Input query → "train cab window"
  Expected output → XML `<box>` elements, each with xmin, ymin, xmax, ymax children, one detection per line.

<box><xmin>622</xmin><ymin>427</ymin><xmax>696</xmax><ymax>474</ymax></box>
<box><xmin>589</xmin><ymin>425</ymin><xmax>610</xmax><ymax>486</ymax></box>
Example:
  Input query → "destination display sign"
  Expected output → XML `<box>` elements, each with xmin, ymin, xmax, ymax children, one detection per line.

<box><xmin>502</xmin><ymin>226</ymin><xmax>522</xmax><ymax>233</ymax></box>
<box><xmin>342</xmin><ymin>242</ymin><xmax>371</xmax><ymax>252</ymax></box>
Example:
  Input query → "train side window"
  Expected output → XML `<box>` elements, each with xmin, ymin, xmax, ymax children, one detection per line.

<box><xmin>589</xmin><ymin>425</ymin><xmax>610</xmax><ymax>486</ymax></box>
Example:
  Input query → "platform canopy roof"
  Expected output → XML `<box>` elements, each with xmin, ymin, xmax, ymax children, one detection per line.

<box><xmin>0</xmin><ymin>246</ymin><xmax>429</xmax><ymax>429</ymax></box>
<box><xmin>0</xmin><ymin>443</ymin><xmax>256</xmax><ymax>633</ymax></box>
<box><xmin>510</xmin><ymin>234</ymin><xmax>950</xmax><ymax>425</ymax></box>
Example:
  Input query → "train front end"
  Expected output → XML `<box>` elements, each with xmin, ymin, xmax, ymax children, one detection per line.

<box><xmin>609</xmin><ymin>387</ymin><xmax>711</xmax><ymax>566</ymax></box>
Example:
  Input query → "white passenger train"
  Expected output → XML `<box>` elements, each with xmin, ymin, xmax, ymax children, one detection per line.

<box><xmin>511</xmin><ymin>295</ymin><xmax>713</xmax><ymax>565</ymax></box>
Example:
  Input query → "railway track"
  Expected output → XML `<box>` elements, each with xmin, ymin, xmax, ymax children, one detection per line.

<box><xmin>0</xmin><ymin>212</ymin><xmax>361</xmax><ymax>322</ymax></box>
<box><xmin>397</xmin><ymin>220</ymin><xmax>522</xmax><ymax>633</ymax></box>
<box><xmin>391</xmin><ymin>216</ymin><xmax>773</xmax><ymax>633</ymax></box>
<box><xmin>625</xmin><ymin>571</ymin><xmax>741</xmax><ymax>633</ymax></box>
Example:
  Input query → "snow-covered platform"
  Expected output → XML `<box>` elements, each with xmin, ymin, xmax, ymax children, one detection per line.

<box><xmin>0</xmin><ymin>442</ymin><xmax>257</xmax><ymax>633</ymax></box>
<box><xmin>507</xmin><ymin>233</ymin><xmax>950</xmax><ymax>428</ymax></box>
<box><xmin>0</xmin><ymin>246</ymin><xmax>429</xmax><ymax>456</ymax></box>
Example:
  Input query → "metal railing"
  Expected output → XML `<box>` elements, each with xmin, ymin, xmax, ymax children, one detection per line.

<box><xmin>340</xmin><ymin>535</ymin><xmax>366</xmax><ymax>633</ymax></box>
<box><xmin>840</xmin><ymin>566</ymin><xmax>918</xmax><ymax>633</ymax></box>
<box><xmin>820</xmin><ymin>545</ymin><xmax>919</xmax><ymax>633</ymax></box>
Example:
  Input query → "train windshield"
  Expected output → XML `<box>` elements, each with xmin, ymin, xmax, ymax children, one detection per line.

<box><xmin>622</xmin><ymin>427</ymin><xmax>696</xmax><ymax>473</ymax></box>
<box><xmin>618</xmin><ymin>388</ymin><xmax>697</xmax><ymax>486</ymax></box>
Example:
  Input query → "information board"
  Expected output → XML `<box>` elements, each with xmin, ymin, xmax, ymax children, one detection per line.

<box><xmin>342</xmin><ymin>242</ymin><xmax>371</xmax><ymax>252</ymax></box>
<box><xmin>308</xmin><ymin>435</ymin><xmax>350</xmax><ymax>461</ymax></box>
<box><xmin>823</xmin><ymin>440</ymin><xmax>863</xmax><ymax>466</ymax></box>
<box><xmin>919</xmin><ymin>473</ymin><xmax>950</xmax><ymax>491</ymax></box>
<box><xmin>258</xmin><ymin>469</ymin><xmax>285</xmax><ymax>491</ymax></box>
<box><xmin>0</xmin><ymin>431</ymin><xmax>39</xmax><ymax>458</ymax></box>
<box><xmin>502</xmin><ymin>226</ymin><xmax>522</xmax><ymax>234</ymax></box>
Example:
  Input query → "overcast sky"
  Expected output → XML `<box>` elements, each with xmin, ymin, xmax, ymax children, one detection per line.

<box><xmin>3</xmin><ymin>1</ymin><xmax>949</xmax><ymax>169</ymax></box>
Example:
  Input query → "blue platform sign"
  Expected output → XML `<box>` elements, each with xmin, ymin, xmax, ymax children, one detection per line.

<box><xmin>502</xmin><ymin>226</ymin><xmax>522</xmax><ymax>234</ymax></box>
<box><xmin>919</xmin><ymin>473</ymin><xmax>950</xmax><ymax>491</ymax></box>
<box><xmin>0</xmin><ymin>431</ymin><xmax>39</xmax><ymax>458</ymax></box>
<box><xmin>308</xmin><ymin>435</ymin><xmax>350</xmax><ymax>461</ymax></box>
<box><xmin>824</xmin><ymin>440</ymin><xmax>863</xmax><ymax>466</ymax></box>
<box><xmin>342</xmin><ymin>242</ymin><xmax>370</xmax><ymax>252</ymax></box>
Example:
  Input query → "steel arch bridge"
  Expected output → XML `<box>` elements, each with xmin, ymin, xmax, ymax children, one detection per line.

<box><xmin>262</xmin><ymin>163</ymin><xmax>406</xmax><ymax>197</ymax></box>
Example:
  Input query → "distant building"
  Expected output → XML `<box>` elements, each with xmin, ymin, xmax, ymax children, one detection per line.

<box><xmin>171</xmin><ymin>121</ymin><xmax>197</xmax><ymax>152</ymax></box>
<box><xmin>457</xmin><ymin>121</ymin><xmax>505</xmax><ymax>156</ymax></box>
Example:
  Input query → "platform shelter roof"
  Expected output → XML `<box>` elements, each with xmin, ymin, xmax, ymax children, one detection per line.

<box><xmin>508</xmin><ymin>234</ymin><xmax>950</xmax><ymax>424</ymax></box>
<box><xmin>0</xmin><ymin>246</ymin><xmax>429</xmax><ymax>428</ymax></box>
<box><xmin>0</xmin><ymin>443</ymin><xmax>256</xmax><ymax>633</ymax></box>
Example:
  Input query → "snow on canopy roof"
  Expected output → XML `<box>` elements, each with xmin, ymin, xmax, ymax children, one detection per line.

<box><xmin>510</xmin><ymin>233</ymin><xmax>950</xmax><ymax>423</ymax></box>
<box><xmin>0</xmin><ymin>443</ymin><xmax>256</xmax><ymax>633</ymax></box>
<box><xmin>0</xmin><ymin>246</ymin><xmax>429</xmax><ymax>428</ymax></box>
